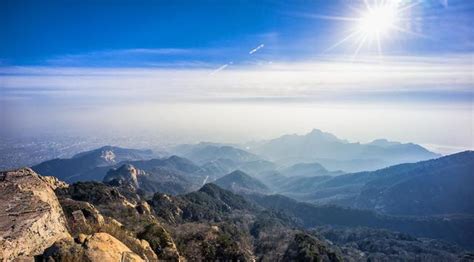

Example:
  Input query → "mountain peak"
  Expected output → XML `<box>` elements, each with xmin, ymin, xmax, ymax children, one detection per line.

<box><xmin>103</xmin><ymin>164</ymin><xmax>140</xmax><ymax>188</ymax></box>
<box><xmin>306</xmin><ymin>129</ymin><xmax>347</xmax><ymax>143</ymax></box>
<box><xmin>227</xmin><ymin>169</ymin><xmax>249</xmax><ymax>177</ymax></box>
<box><xmin>214</xmin><ymin>169</ymin><xmax>269</xmax><ymax>194</ymax></box>
<box><xmin>309</xmin><ymin>128</ymin><xmax>324</xmax><ymax>135</ymax></box>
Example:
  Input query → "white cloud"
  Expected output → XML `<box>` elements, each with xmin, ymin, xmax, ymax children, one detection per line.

<box><xmin>0</xmin><ymin>54</ymin><xmax>472</xmax><ymax>103</ymax></box>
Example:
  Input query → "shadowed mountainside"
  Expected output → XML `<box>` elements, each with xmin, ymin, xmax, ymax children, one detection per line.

<box><xmin>279</xmin><ymin>151</ymin><xmax>474</xmax><ymax>217</ymax></box>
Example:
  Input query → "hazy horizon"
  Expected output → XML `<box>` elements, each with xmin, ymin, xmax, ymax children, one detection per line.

<box><xmin>1</xmin><ymin>0</ymin><xmax>473</xmax><ymax>155</ymax></box>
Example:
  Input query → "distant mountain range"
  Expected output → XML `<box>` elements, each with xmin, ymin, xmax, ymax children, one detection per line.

<box><xmin>29</xmin><ymin>129</ymin><xmax>444</xmax><ymax>187</ymax></box>
<box><xmin>31</xmin><ymin>146</ymin><xmax>154</xmax><ymax>182</ymax></box>
<box><xmin>30</xmin><ymin>143</ymin><xmax>473</xmax><ymax>219</ymax></box>
<box><xmin>247</xmin><ymin>129</ymin><xmax>440</xmax><ymax>172</ymax></box>
<box><xmin>32</xmin><ymin>146</ymin><xmax>211</xmax><ymax>190</ymax></box>
<box><xmin>2</xmin><ymin>146</ymin><xmax>474</xmax><ymax>260</ymax></box>
<box><xmin>275</xmin><ymin>151</ymin><xmax>474</xmax><ymax>217</ymax></box>
<box><xmin>171</xmin><ymin>143</ymin><xmax>276</xmax><ymax>176</ymax></box>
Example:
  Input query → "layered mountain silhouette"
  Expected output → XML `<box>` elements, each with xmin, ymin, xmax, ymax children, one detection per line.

<box><xmin>171</xmin><ymin>143</ymin><xmax>276</xmax><ymax>176</ymax></box>
<box><xmin>248</xmin><ymin>129</ymin><xmax>440</xmax><ymax>172</ymax></box>
<box><xmin>171</xmin><ymin>143</ymin><xmax>261</xmax><ymax>164</ymax></box>
<box><xmin>279</xmin><ymin>162</ymin><xmax>344</xmax><ymax>177</ymax></box>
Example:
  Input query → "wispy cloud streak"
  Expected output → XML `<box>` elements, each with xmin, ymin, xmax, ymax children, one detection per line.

<box><xmin>249</xmin><ymin>44</ymin><xmax>265</xmax><ymax>55</ymax></box>
<box><xmin>210</xmin><ymin>62</ymin><xmax>233</xmax><ymax>75</ymax></box>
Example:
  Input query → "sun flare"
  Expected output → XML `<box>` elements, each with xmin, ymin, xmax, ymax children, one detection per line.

<box><xmin>357</xmin><ymin>4</ymin><xmax>398</xmax><ymax>37</ymax></box>
<box><xmin>325</xmin><ymin>0</ymin><xmax>419</xmax><ymax>58</ymax></box>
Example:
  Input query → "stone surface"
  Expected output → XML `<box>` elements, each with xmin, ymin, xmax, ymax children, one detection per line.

<box><xmin>84</xmin><ymin>233</ymin><xmax>144</xmax><ymax>262</ymax></box>
<box><xmin>39</xmin><ymin>175</ymin><xmax>69</xmax><ymax>190</ymax></box>
<box><xmin>0</xmin><ymin>168</ymin><xmax>71</xmax><ymax>261</ymax></box>
<box><xmin>59</xmin><ymin>198</ymin><xmax>105</xmax><ymax>228</ymax></box>
<box><xmin>41</xmin><ymin>233</ymin><xmax>145</xmax><ymax>262</ymax></box>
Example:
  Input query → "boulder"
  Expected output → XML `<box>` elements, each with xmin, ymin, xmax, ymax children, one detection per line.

<box><xmin>0</xmin><ymin>168</ymin><xmax>71</xmax><ymax>261</ymax></box>
<box><xmin>58</xmin><ymin>198</ymin><xmax>105</xmax><ymax>234</ymax></box>
<box><xmin>84</xmin><ymin>233</ymin><xmax>145</xmax><ymax>262</ymax></box>
<box><xmin>42</xmin><ymin>232</ymin><xmax>145</xmax><ymax>262</ymax></box>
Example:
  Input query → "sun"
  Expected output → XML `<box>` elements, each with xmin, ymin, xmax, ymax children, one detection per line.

<box><xmin>356</xmin><ymin>4</ymin><xmax>398</xmax><ymax>38</ymax></box>
<box><xmin>324</xmin><ymin>0</ymin><xmax>419</xmax><ymax>58</ymax></box>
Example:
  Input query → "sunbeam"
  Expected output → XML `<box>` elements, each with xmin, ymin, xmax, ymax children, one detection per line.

<box><xmin>322</xmin><ymin>0</ymin><xmax>424</xmax><ymax>59</ymax></box>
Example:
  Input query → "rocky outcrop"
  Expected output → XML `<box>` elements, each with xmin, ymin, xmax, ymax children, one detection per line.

<box><xmin>0</xmin><ymin>168</ymin><xmax>71</xmax><ymax>261</ymax></box>
<box><xmin>103</xmin><ymin>164</ymin><xmax>141</xmax><ymax>189</ymax></box>
<box><xmin>58</xmin><ymin>198</ymin><xmax>105</xmax><ymax>235</ymax></box>
<box><xmin>40</xmin><ymin>175</ymin><xmax>69</xmax><ymax>190</ymax></box>
<box><xmin>103</xmin><ymin>163</ymin><xmax>198</xmax><ymax>196</ymax></box>
<box><xmin>84</xmin><ymin>233</ymin><xmax>145</xmax><ymax>262</ymax></box>
<box><xmin>42</xmin><ymin>232</ymin><xmax>145</xmax><ymax>262</ymax></box>
<box><xmin>138</xmin><ymin>223</ymin><xmax>181</xmax><ymax>261</ymax></box>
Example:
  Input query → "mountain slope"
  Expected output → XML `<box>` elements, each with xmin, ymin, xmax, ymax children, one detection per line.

<box><xmin>280</xmin><ymin>162</ymin><xmax>344</xmax><ymax>177</ymax></box>
<box><xmin>353</xmin><ymin>151</ymin><xmax>474</xmax><ymax>215</ymax></box>
<box><xmin>71</xmin><ymin>146</ymin><xmax>154</xmax><ymax>162</ymax></box>
<box><xmin>214</xmin><ymin>170</ymin><xmax>270</xmax><ymax>194</ymax></box>
<box><xmin>248</xmin><ymin>193</ymin><xmax>474</xmax><ymax>249</ymax></box>
<box><xmin>286</xmin><ymin>151</ymin><xmax>474</xmax><ymax>216</ymax></box>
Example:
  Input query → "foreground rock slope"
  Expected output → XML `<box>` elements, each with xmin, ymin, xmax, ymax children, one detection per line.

<box><xmin>0</xmin><ymin>168</ymin><xmax>171</xmax><ymax>261</ymax></box>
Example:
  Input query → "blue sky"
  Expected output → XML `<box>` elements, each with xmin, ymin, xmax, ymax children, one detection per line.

<box><xmin>0</xmin><ymin>0</ymin><xmax>473</xmax><ymax>152</ymax></box>
<box><xmin>1</xmin><ymin>0</ymin><xmax>473</xmax><ymax>66</ymax></box>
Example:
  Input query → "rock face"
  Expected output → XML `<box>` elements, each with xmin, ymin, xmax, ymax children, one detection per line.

<box><xmin>103</xmin><ymin>163</ymin><xmax>199</xmax><ymax>196</ymax></box>
<box><xmin>0</xmin><ymin>168</ymin><xmax>71</xmax><ymax>260</ymax></box>
<box><xmin>84</xmin><ymin>233</ymin><xmax>145</xmax><ymax>262</ymax></box>
<box><xmin>103</xmin><ymin>163</ymin><xmax>141</xmax><ymax>189</ymax></box>
<box><xmin>137</xmin><ymin>223</ymin><xmax>181</xmax><ymax>261</ymax></box>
